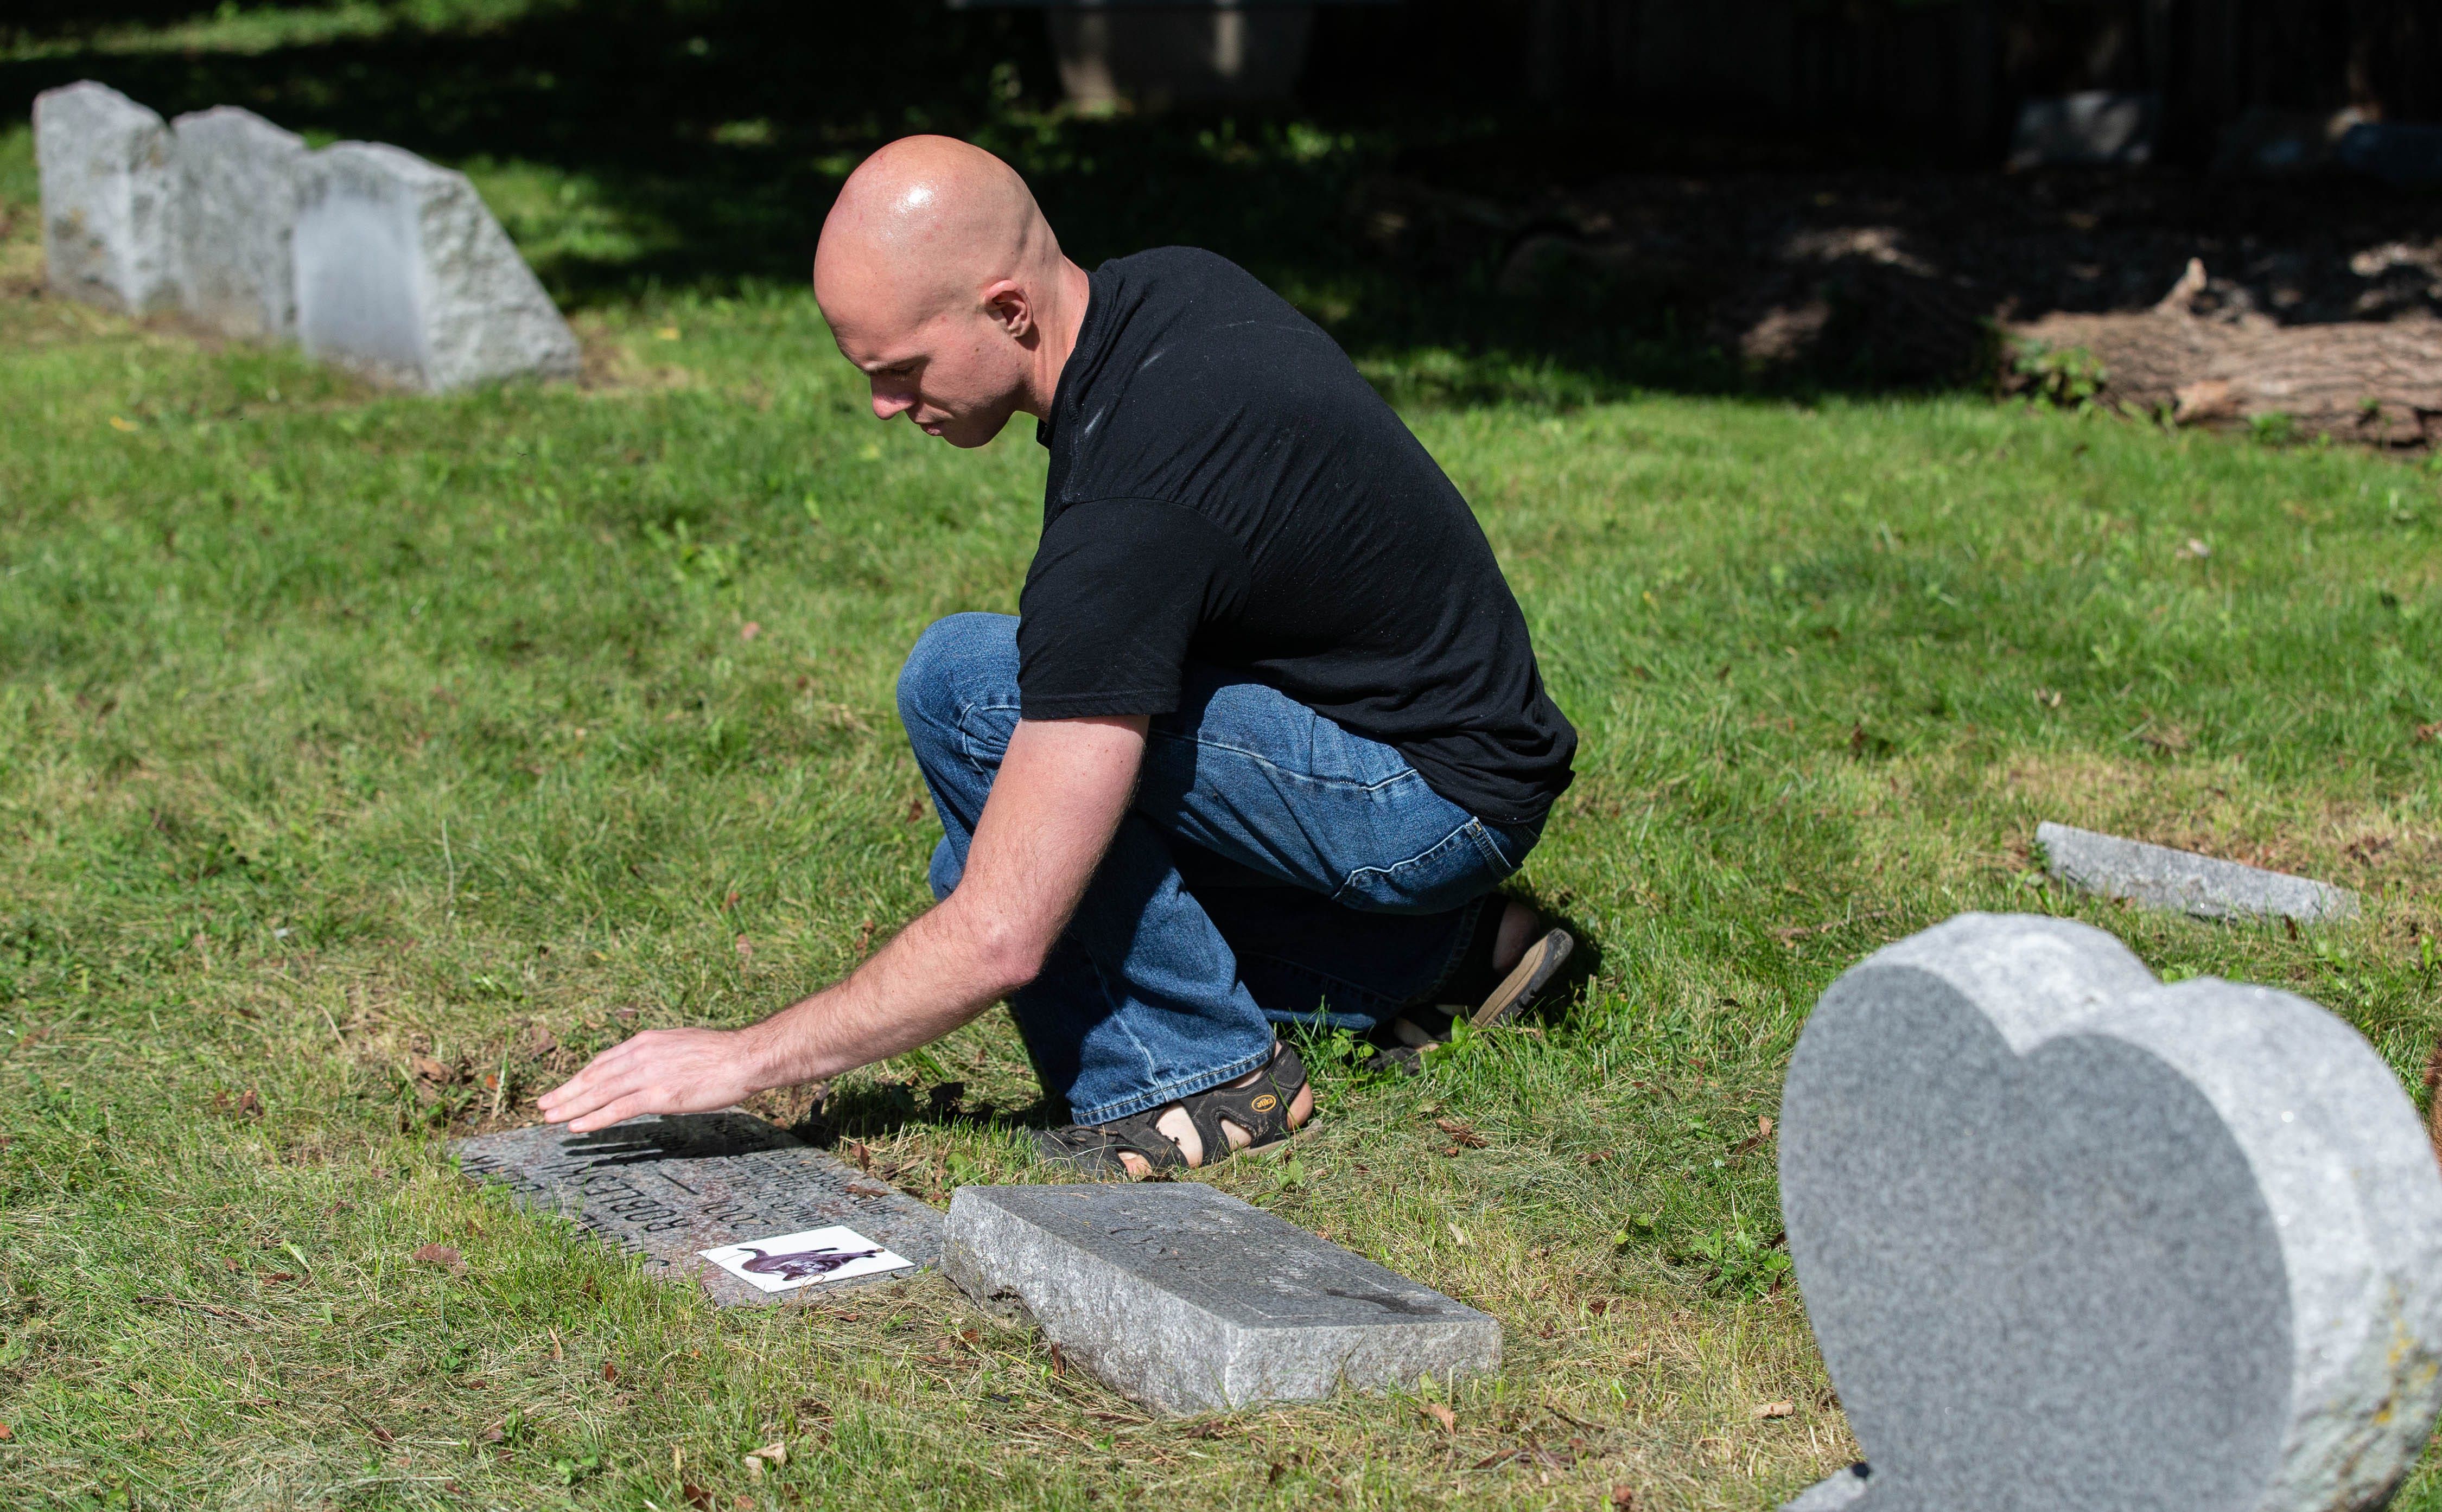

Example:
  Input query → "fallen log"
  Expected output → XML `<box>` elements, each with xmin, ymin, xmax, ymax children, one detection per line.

<box><xmin>2008</xmin><ymin>259</ymin><xmax>2442</xmax><ymax>445</ymax></box>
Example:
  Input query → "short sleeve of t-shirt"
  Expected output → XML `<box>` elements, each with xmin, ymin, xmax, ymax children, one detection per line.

<box><xmin>1016</xmin><ymin>499</ymin><xmax>1251</xmax><ymax>720</ymax></box>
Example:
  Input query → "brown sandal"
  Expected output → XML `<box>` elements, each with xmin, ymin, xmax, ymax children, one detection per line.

<box><xmin>1366</xmin><ymin>903</ymin><xmax>1576</xmax><ymax>1073</ymax></box>
<box><xmin>1034</xmin><ymin>1041</ymin><xmax>1309</xmax><ymax>1178</ymax></box>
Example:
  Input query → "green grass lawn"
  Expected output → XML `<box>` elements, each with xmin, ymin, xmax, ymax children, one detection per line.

<box><xmin>4</xmin><ymin>115</ymin><xmax>2442</xmax><ymax>1509</ymax></box>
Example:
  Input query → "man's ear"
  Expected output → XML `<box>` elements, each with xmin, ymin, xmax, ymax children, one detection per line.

<box><xmin>981</xmin><ymin>278</ymin><xmax>1033</xmax><ymax>341</ymax></box>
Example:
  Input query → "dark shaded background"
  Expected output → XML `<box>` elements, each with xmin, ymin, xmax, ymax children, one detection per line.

<box><xmin>5</xmin><ymin>0</ymin><xmax>2437</xmax><ymax>398</ymax></box>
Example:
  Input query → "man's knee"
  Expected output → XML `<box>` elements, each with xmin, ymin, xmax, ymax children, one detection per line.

<box><xmin>895</xmin><ymin>612</ymin><xmax>1017</xmax><ymax>730</ymax></box>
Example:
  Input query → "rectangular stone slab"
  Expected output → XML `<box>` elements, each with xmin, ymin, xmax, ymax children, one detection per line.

<box><xmin>453</xmin><ymin>1112</ymin><xmax>940</xmax><ymax>1306</ymax></box>
<box><xmin>172</xmin><ymin>106</ymin><xmax>307</xmax><ymax>341</ymax></box>
<box><xmin>2037</xmin><ymin>821</ymin><xmax>2357</xmax><ymax>923</ymax></box>
<box><xmin>944</xmin><ymin>1183</ymin><xmax>1499</xmax><ymax>1414</ymax></box>
<box><xmin>34</xmin><ymin>81</ymin><xmax>179</xmax><ymax>315</ymax></box>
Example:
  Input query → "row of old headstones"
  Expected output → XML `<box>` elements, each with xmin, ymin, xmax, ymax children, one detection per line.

<box><xmin>33</xmin><ymin>80</ymin><xmax>578</xmax><ymax>393</ymax></box>
<box><xmin>456</xmin><ymin>863</ymin><xmax>2436</xmax><ymax>1508</ymax></box>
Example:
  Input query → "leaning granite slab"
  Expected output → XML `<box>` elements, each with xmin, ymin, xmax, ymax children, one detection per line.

<box><xmin>32</xmin><ymin>80</ymin><xmax>578</xmax><ymax>392</ymax></box>
<box><xmin>453</xmin><ymin>1112</ymin><xmax>941</xmax><ymax>1306</ymax></box>
<box><xmin>172</xmin><ymin>106</ymin><xmax>307</xmax><ymax>341</ymax></box>
<box><xmin>2037</xmin><ymin>819</ymin><xmax>2358</xmax><ymax>923</ymax></box>
<box><xmin>295</xmin><ymin>141</ymin><xmax>580</xmax><ymax>391</ymax></box>
<box><xmin>945</xmin><ymin>1183</ymin><xmax>1498</xmax><ymax>1414</ymax></box>
<box><xmin>34</xmin><ymin>81</ymin><xmax>179</xmax><ymax>315</ymax></box>
<box><xmin>1777</xmin><ymin>912</ymin><xmax>2442</xmax><ymax>1511</ymax></box>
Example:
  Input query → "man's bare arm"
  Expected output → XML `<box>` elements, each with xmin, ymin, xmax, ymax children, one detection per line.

<box><xmin>537</xmin><ymin>714</ymin><xmax>1147</xmax><ymax>1133</ymax></box>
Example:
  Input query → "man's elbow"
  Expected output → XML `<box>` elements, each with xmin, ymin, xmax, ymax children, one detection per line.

<box><xmin>970</xmin><ymin>918</ymin><xmax>1053</xmax><ymax>998</ymax></box>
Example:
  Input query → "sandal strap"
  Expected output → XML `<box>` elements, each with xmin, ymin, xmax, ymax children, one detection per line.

<box><xmin>1181</xmin><ymin>1042</ymin><xmax>1307</xmax><ymax>1161</ymax></box>
<box><xmin>1033</xmin><ymin>1109</ymin><xmax>1191</xmax><ymax>1176</ymax></box>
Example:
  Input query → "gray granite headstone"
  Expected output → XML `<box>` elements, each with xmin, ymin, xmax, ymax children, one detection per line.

<box><xmin>294</xmin><ymin>141</ymin><xmax>580</xmax><ymax>392</ymax></box>
<box><xmin>171</xmin><ymin>106</ymin><xmax>307</xmax><ymax>341</ymax></box>
<box><xmin>944</xmin><ymin>1183</ymin><xmax>1498</xmax><ymax>1414</ymax></box>
<box><xmin>2037</xmin><ymin>820</ymin><xmax>2358</xmax><ymax>923</ymax></box>
<box><xmin>1777</xmin><ymin>913</ymin><xmax>2442</xmax><ymax>1512</ymax></box>
<box><xmin>33</xmin><ymin>81</ymin><xmax>179</xmax><ymax>315</ymax></box>
<box><xmin>2007</xmin><ymin>91</ymin><xmax>2158</xmax><ymax>169</ymax></box>
<box><xmin>453</xmin><ymin>1113</ymin><xmax>941</xmax><ymax>1306</ymax></box>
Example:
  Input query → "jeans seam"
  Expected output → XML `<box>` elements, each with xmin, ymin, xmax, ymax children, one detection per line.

<box><xmin>1329</xmin><ymin>821</ymin><xmax>1478</xmax><ymax>905</ymax></box>
<box><xmin>953</xmin><ymin>696</ymin><xmax>1020</xmax><ymax>778</ymax></box>
<box><xmin>1463</xmin><ymin>820</ymin><xmax>1515</xmax><ymax>877</ymax></box>
<box><xmin>1149</xmin><ymin>728</ymin><xmax>1416</xmax><ymax>796</ymax></box>
<box><xmin>1068</xmin><ymin>1043</ymin><xmax>1274</xmax><ymax>1127</ymax></box>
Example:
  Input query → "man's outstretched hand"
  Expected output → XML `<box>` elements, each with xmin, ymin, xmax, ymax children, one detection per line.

<box><xmin>537</xmin><ymin>1026</ymin><xmax>768</xmax><ymax>1133</ymax></box>
<box><xmin>536</xmin><ymin>714</ymin><xmax>1147</xmax><ymax>1135</ymax></box>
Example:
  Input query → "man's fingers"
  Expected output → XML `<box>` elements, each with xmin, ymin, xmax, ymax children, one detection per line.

<box><xmin>567</xmin><ymin>1092</ymin><xmax>658</xmax><ymax>1134</ymax></box>
<box><xmin>543</xmin><ymin>1063</ymin><xmax>660</xmax><ymax>1127</ymax></box>
<box><xmin>537</xmin><ymin>1032</ymin><xmax>657</xmax><ymax>1117</ymax></box>
<box><xmin>537</xmin><ymin>1026</ymin><xmax>751</xmax><ymax>1131</ymax></box>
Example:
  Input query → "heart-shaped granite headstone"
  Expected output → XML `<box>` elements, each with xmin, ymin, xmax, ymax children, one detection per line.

<box><xmin>1779</xmin><ymin>914</ymin><xmax>2442</xmax><ymax>1511</ymax></box>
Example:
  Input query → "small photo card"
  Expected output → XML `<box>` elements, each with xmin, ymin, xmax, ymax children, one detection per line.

<box><xmin>698</xmin><ymin>1225</ymin><xmax>912</xmax><ymax>1293</ymax></box>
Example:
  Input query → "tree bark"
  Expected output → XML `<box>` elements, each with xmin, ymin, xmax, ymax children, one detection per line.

<box><xmin>2008</xmin><ymin>304</ymin><xmax>2442</xmax><ymax>445</ymax></box>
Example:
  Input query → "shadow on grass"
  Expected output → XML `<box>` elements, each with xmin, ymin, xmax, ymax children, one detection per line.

<box><xmin>0</xmin><ymin>0</ymin><xmax>1778</xmax><ymax>404</ymax></box>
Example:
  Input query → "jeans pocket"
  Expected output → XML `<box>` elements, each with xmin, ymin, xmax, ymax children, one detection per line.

<box><xmin>1332</xmin><ymin>821</ymin><xmax>1505</xmax><ymax>914</ymax></box>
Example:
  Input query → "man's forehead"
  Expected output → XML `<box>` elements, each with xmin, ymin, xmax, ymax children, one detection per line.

<box><xmin>832</xmin><ymin>315</ymin><xmax>946</xmax><ymax>371</ymax></box>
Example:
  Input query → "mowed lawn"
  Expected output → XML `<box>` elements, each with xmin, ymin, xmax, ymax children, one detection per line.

<box><xmin>4</xmin><ymin>130</ymin><xmax>2442</xmax><ymax>1511</ymax></box>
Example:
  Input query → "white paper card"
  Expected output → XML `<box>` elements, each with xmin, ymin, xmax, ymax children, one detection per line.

<box><xmin>697</xmin><ymin>1225</ymin><xmax>912</xmax><ymax>1293</ymax></box>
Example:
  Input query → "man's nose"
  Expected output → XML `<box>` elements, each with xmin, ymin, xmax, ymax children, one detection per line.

<box><xmin>872</xmin><ymin>391</ymin><xmax>913</xmax><ymax>421</ymax></box>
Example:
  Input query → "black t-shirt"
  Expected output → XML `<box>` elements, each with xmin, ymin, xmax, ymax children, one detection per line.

<box><xmin>1016</xmin><ymin>247</ymin><xmax>1576</xmax><ymax>825</ymax></box>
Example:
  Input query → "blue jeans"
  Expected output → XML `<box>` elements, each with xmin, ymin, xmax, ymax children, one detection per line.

<box><xmin>896</xmin><ymin>613</ymin><xmax>1541</xmax><ymax>1126</ymax></box>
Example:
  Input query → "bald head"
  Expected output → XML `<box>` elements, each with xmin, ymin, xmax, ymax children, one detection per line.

<box><xmin>818</xmin><ymin>136</ymin><xmax>1053</xmax><ymax>323</ymax></box>
<box><xmin>814</xmin><ymin>138</ymin><xmax>1088</xmax><ymax>447</ymax></box>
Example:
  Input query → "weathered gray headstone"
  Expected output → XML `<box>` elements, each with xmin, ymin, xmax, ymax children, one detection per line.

<box><xmin>34</xmin><ymin>81</ymin><xmax>179</xmax><ymax>315</ymax></box>
<box><xmin>171</xmin><ymin>106</ymin><xmax>307</xmax><ymax>341</ymax></box>
<box><xmin>1777</xmin><ymin>913</ymin><xmax>2442</xmax><ymax>1512</ymax></box>
<box><xmin>454</xmin><ymin>1112</ymin><xmax>940</xmax><ymax>1306</ymax></box>
<box><xmin>944</xmin><ymin>1183</ymin><xmax>1498</xmax><ymax>1414</ymax></box>
<box><xmin>294</xmin><ymin>142</ymin><xmax>580</xmax><ymax>392</ymax></box>
<box><xmin>2007</xmin><ymin>91</ymin><xmax>2158</xmax><ymax>169</ymax></box>
<box><xmin>2038</xmin><ymin>820</ymin><xmax>2358</xmax><ymax>923</ymax></box>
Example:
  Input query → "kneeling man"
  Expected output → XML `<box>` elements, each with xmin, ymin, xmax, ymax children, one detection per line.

<box><xmin>541</xmin><ymin>137</ymin><xmax>1578</xmax><ymax>1177</ymax></box>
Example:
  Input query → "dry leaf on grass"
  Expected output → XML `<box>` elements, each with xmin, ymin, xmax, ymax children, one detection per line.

<box><xmin>1434</xmin><ymin>1118</ymin><xmax>1489</xmax><ymax>1149</ymax></box>
<box><xmin>409</xmin><ymin>1053</ymin><xmax>453</xmax><ymax>1085</ymax></box>
<box><xmin>1729</xmin><ymin>1115</ymin><xmax>1777</xmax><ymax>1157</ymax></box>
<box><xmin>1421</xmin><ymin>1402</ymin><xmax>1455</xmax><ymax>1432</ymax></box>
<box><xmin>1610</xmin><ymin>1486</ymin><xmax>1637</xmax><ymax>1508</ymax></box>
<box><xmin>2416</xmin><ymin>722</ymin><xmax>2441</xmax><ymax>745</ymax></box>
<box><xmin>1752</xmin><ymin>1400</ymin><xmax>1796</xmax><ymax>1419</ymax></box>
<box><xmin>410</xmin><ymin>1243</ymin><xmax>467</xmax><ymax>1276</ymax></box>
<box><xmin>0</xmin><ymin>1424</ymin><xmax>13</xmax><ymax>1441</ymax></box>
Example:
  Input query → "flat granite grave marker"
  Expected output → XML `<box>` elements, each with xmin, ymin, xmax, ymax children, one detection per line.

<box><xmin>34</xmin><ymin>81</ymin><xmax>179</xmax><ymax>315</ymax></box>
<box><xmin>1777</xmin><ymin>912</ymin><xmax>2442</xmax><ymax>1512</ymax></box>
<box><xmin>293</xmin><ymin>141</ymin><xmax>581</xmax><ymax>392</ymax></box>
<box><xmin>453</xmin><ymin>1113</ymin><xmax>941</xmax><ymax>1306</ymax></box>
<box><xmin>944</xmin><ymin>1183</ymin><xmax>1499</xmax><ymax>1414</ymax></box>
<box><xmin>2037</xmin><ymin>819</ymin><xmax>2358</xmax><ymax>923</ymax></box>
